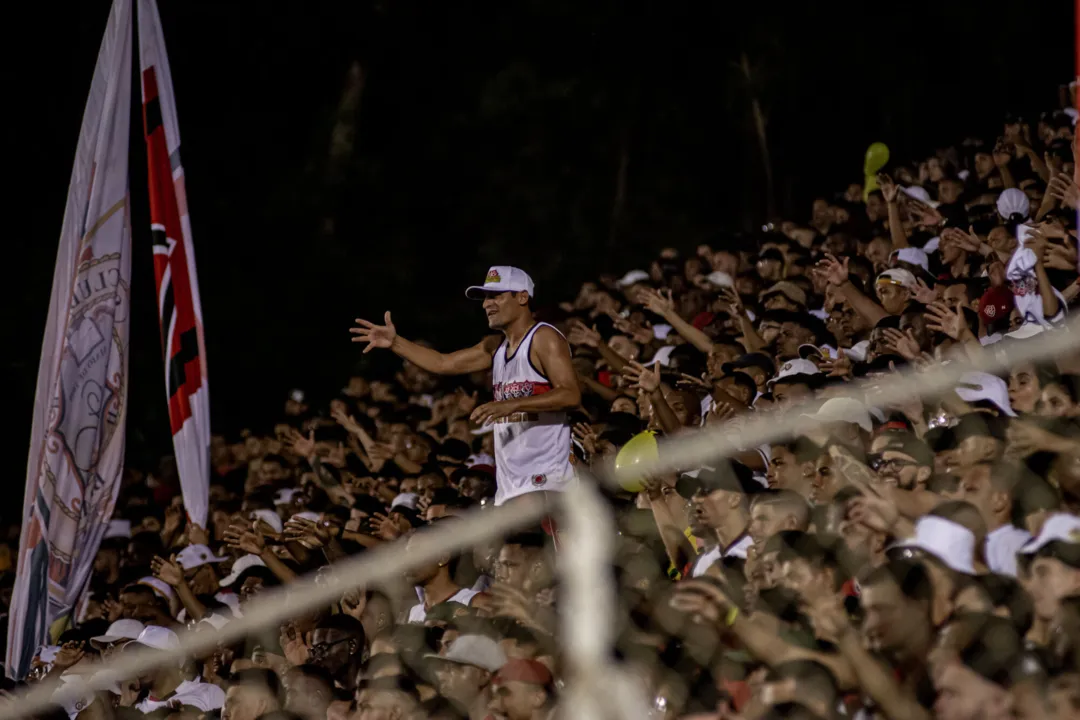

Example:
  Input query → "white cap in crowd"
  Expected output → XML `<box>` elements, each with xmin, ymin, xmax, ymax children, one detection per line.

<box><xmin>767</xmin><ymin>359</ymin><xmax>821</xmax><ymax>388</ymax></box>
<box><xmin>875</xmin><ymin>268</ymin><xmax>917</xmax><ymax>291</ymax></box>
<box><xmin>220</xmin><ymin>554</ymin><xmax>266</xmax><ymax>587</ymax></box>
<box><xmin>391</xmin><ymin>492</ymin><xmax>419</xmax><ymax>510</ymax></box>
<box><xmin>292</xmin><ymin>511</ymin><xmax>320</xmax><ymax>523</ymax></box>
<box><xmin>901</xmin><ymin>185</ymin><xmax>938</xmax><ymax>207</ymax></box>
<box><xmin>198</xmin><ymin>613</ymin><xmax>231</xmax><ymax>631</ymax></box>
<box><xmin>1019</xmin><ymin>513</ymin><xmax>1080</xmax><ymax>555</ymax></box>
<box><xmin>275</xmin><ymin>488</ymin><xmax>302</xmax><ymax>505</ymax></box>
<box><xmin>997</xmin><ymin>187</ymin><xmax>1031</xmax><ymax>219</ymax></box>
<box><xmin>803</xmin><ymin>397</ymin><xmax>873</xmax><ymax>432</ymax></box>
<box><xmin>131</xmin><ymin>625</ymin><xmax>181</xmax><ymax>653</ymax></box>
<box><xmin>653</xmin><ymin>324</ymin><xmax>673</xmax><ymax>340</ymax></box>
<box><xmin>90</xmin><ymin>619</ymin><xmax>145</xmax><ymax>649</ymax></box>
<box><xmin>176</xmin><ymin>544</ymin><xmax>227</xmax><ymax>570</ymax></box>
<box><xmin>650</xmin><ymin>346</ymin><xmax>676</xmax><ymax>367</ymax></box>
<box><xmin>890</xmin><ymin>247</ymin><xmax>930</xmax><ymax>273</ymax></box>
<box><xmin>893</xmin><ymin>516</ymin><xmax>976</xmax><ymax>574</ymax></box>
<box><xmin>466</xmin><ymin>266</ymin><xmax>536</xmax><ymax>298</ymax></box>
<box><xmin>955</xmin><ymin>372</ymin><xmax>1016</xmax><ymax>416</ymax></box>
<box><xmin>137</xmin><ymin>577</ymin><xmax>177</xmax><ymax>606</ymax></box>
<box><xmin>705</xmin><ymin>271</ymin><xmax>734</xmax><ymax>288</ymax></box>
<box><xmin>251</xmin><ymin>508</ymin><xmax>283</xmax><ymax>533</ymax></box>
<box><xmin>615</xmin><ymin>269</ymin><xmax>650</xmax><ymax>288</ymax></box>
<box><xmin>426</xmin><ymin>634</ymin><xmax>507</xmax><ymax>673</ymax></box>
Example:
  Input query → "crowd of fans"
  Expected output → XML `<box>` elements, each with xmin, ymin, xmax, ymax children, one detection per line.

<box><xmin>9</xmin><ymin>94</ymin><xmax>1080</xmax><ymax>720</ymax></box>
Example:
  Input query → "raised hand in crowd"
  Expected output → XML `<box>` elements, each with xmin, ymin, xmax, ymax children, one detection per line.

<box><xmin>622</xmin><ymin>360</ymin><xmax>661</xmax><ymax>394</ymax></box>
<box><xmin>1049</xmin><ymin>171</ymin><xmax>1080</xmax><ymax>210</ymax></box>
<box><xmin>150</xmin><ymin>554</ymin><xmax>185</xmax><ymax>588</ymax></box>
<box><xmin>223</xmin><ymin>521</ymin><xmax>266</xmax><ymax>555</ymax></box>
<box><xmin>813</xmin><ymin>253</ymin><xmax>849</xmax><ymax>287</ymax></box>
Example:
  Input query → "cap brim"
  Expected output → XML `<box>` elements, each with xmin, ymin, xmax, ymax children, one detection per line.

<box><xmin>675</xmin><ymin>475</ymin><xmax>703</xmax><ymax>499</ymax></box>
<box><xmin>466</xmin><ymin>285</ymin><xmax>522</xmax><ymax>299</ymax></box>
<box><xmin>90</xmin><ymin>635</ymin><xmax>129</xmax><ymax>647</ymax></box>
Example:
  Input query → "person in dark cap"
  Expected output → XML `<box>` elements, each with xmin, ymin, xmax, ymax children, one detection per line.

<box><xmin>722</xmin><ymin>353</ymin><xmax>777</xmax><ymax>395</ymax></box>
<box><xmin>870</xmin><ymin>432</ymin><xmax>934</xmax><ymax>490</ymax></box>
<box><xmin>676</xmin><ymin>462</ymin><xmax>765</xmax><ymax>577</ymax></box>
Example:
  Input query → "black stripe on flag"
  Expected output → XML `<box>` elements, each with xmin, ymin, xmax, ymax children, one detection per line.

<box><xmin>145</xmin><ymin>97</ymin><xmax>163</xmax><ymax>134</ymax></box>
<box><xmin>168</xmin><ymin>328</ymin><xmax>200</xmax><ymax>399</ymax></box>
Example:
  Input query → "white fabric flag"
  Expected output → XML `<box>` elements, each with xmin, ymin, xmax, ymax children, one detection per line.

<box><xmin>138</xmin><ymin>0</ymin><xmax>211</xmax><ymax>527</ymax></box>
<box><xmin>7</xmin><ymin>0</ymin><xmax>132</xmax><ymax>679</ymax></box>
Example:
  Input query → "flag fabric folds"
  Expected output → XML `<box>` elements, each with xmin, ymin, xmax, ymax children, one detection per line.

<box><xmin>6</xmin><ymin>0</ymin><xmax>133</xmax><ymax>679</ymax></box>
<box><xmin>138</xmin><ymin>0</ymin><xmax>211</xmax><ymax>528</ymax></box>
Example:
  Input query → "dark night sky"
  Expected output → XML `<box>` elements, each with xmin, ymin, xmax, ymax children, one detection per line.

<box><xmin>3</xmin><ymin>0</ymin><xmax>1074</xmax><ymax>513</ymax></box>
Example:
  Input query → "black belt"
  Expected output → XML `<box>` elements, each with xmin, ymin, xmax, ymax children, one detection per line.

<box><xmin>494</xmin><ymin>412</ymin><xmax>541</xmax><ymax>424</ymax></box>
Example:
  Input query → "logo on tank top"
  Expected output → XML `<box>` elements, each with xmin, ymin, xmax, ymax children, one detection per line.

<box><xmin>493</xmin><ymin>380</ymin><xmax>551</xmax><ymax>401</ymax></box>
<box><xmin>532</xmin><ymin>474</ymin><xmax>547</xmax><ymax>487</ymax></box>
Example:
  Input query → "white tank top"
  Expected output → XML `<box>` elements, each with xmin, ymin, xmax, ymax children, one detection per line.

<box><xmin>490</xmin><ymin>322</ymin><xmax>575</xmax><ymax>505</ymax></box>
<box><xmin>407</xmin><ymin>587</ymin><xmax>481</xmax><ymax>624</ymax></box>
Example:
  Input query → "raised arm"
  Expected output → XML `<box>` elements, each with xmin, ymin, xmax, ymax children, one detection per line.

<box><xmin>815</xmin><ymin>254</ymin><xmax>888</xmax><ymax>326</ymax></box>
<box><xmin>351</xmin><ymin>311</ymin><xmax>499</xmax><ymax>375</ymax></box>
<box><xmin>640</xmin><ymin>288</ymin><xmax>715</xmax><ymax>355</ymax></box>
<box><xmin>879</xmin><ymin>174</ymin><xmax>909</xmax><ymax>250</ymax></box>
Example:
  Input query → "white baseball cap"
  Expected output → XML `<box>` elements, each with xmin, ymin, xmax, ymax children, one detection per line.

<box><xmin>652</xmin><ymin>324</ymin><xmax>674</xmax><ymax>340</ymax></box>
<box><xmin>391</xmin><ymin>492</ymin><xmax>419</xmax><ymax>510</ymax></box>
<box><xmin>892</xmin><ymin>516</ymin><xmax>976</xmax><ymax>574</ymax></box>
<box><xmin>466</xmin><ymin>266</ymin><xmax>535</xmax><ymax>298</ymax></box>
<box><xmin>801</xmin><ymin>397</ymin><xmax>873</xmax><ymax>432</ymax></box>
<box><xmin>767</xmin><ymin>359</ymin><xmax>821</xmax><ymax>388</ymax></box>
<box><xmin>1019</xmin><ymin>513</ymin><xmax>1080</xmax><ymax>555</ymax></box>
<box><xmin>131</xmin><ymin>625</ymin><xmax>181</xmax><ymax>653</ymax></box>
<box><xmin>425</xmin><ymin>634</ymin><xmax>507</xmax><ymax>673</ymax></box>
<box><xmin>650</xmin><ymin>345</ymin><xmax>675</xmax><ymax>367</ymax></box>
<box><xmin>176</xmin><ymin>544</ymin><xmax>227</xmax><ymax>570</ymax></box>
<box><xmin>137</xmin><ymin>576</ymin><xmax>177</xmax><ymax>605</ymax></box>
<box><xmin>901</xmin><ymin>185</ymin><xmax>938</xmax><ymax>208</ymax></box>
<box><xmin>876</xmin><ymin>268</ymin><xmax>917</xmax><ymax>291</ymax></box>
<box><xmin>275</xmin><ymin>488</ymin><xmax>302</xmax><ymax>506</ymax></box>
<box><xmin>704</xmin><ymin>271</ymin><xmax>735</xmax><ymax>289</ymax></box>
<box><xmin>91</xmin><ymin>619</ymin><xmax>145</xmax><ymax>649</ymax></box>
<box><xmin>251</xmin><ymin>508</ymin><xmax>283</xmax><ymax>533</ymax></box>
<box><xmin>616</xmin><ymin>269</ymin><xmax>650</xmax><ymax>288</ymax></box>
<box><xmin>955</xmin><ymin>372</ymin><xmax>1016</xmax><ymax>417</ymax></box>
<box><xmin>198</xmin><ymin>613</ymin><xmax>231</xmax><ymax>631</ymax></box>
<box><xmin>219</xmin><ymin>554</ymin><xmax>266</xmax><ymax>587</ymax></box>
<box><xmin>997</xmin><ymin>188</ymin><xmax>1031</xmax><ymax>220</ymax></box>
<box><xmin>890</xmin><ymin>247</ymin><xmax>930</xmax><ymax>273</ymax></box>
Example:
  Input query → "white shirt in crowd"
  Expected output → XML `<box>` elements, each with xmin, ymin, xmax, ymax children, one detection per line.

<box><xmin>135</xmin><ymin>679</ymin><xmax>224</xmax><ymax>713</ymax></box>
<box><xmin>691</xmin><ymin>534</ymin><xmax>752</xmax><ymax>577</ymax></box>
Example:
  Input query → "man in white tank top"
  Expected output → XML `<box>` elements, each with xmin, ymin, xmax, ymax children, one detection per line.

<box><xmin>351</xmin><ymin>266</ymin><xmax>580</xmax><ymax>505</ymax></box>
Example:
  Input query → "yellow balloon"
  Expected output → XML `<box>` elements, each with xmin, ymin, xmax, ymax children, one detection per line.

<box><xmin>863</xmin><ymin>142</ymin><xmax>890</xmax><ymax>176</ymax></box>
<box><xmin>863</xmin><ymin>173</ymin><xmax>879</xmax><ymax>201</ymax></box>
<box><xmin>614</xmin><ymin>430</ymin><xmax>659</xmax><ymax>493</ymax></box>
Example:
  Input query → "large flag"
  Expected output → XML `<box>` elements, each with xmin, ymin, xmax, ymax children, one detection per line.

<box><xmin>138</xmin><ymin>0</ymin><xmax>211</xmax><ymax>528</ymax></box>
<box><xmin>7</xmin><ymin>0</ymin><xmax>133</xmax><ymax>679</ymax></box>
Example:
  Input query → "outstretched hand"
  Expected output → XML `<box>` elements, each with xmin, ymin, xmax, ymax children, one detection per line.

<box><xmin>813</xmin><ymin>254</ymin><xmax>849</xmax><ymax>287</ymax></box>
<box><xmin>622</xmin><ymin>360</ymin><xmax>661</xmax><ymax>393</ymax></box>
<box><xmin>350</xmin><ymin>311</ymin><xmax>397</xmax><ymax>353</ymax></box>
